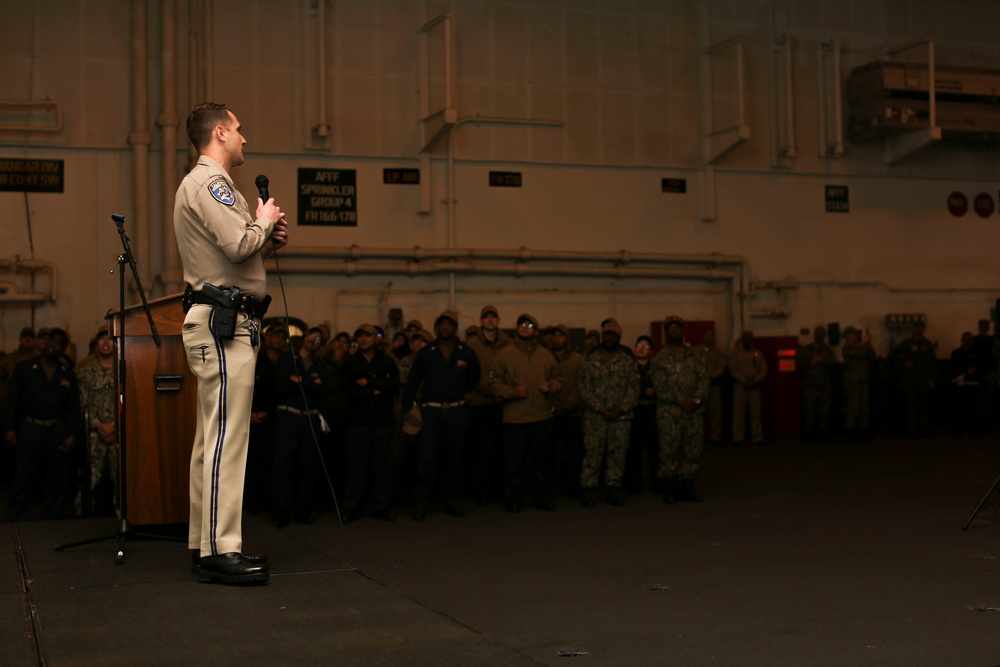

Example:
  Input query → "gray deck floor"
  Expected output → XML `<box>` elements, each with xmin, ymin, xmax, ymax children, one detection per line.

<box><xmin>5</xmin><ymin>433</ymin><xmax>1000</xmax><ymax>666</ymax></box>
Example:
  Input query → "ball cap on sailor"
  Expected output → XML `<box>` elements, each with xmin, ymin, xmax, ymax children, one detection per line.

<box><xmin>435</xmin><ymin>310</ymin><xmax>459</xmax><ymax>327</ymax></box>
<box><xmin>663</xmin><ymin>315</ymin><xmax>684</xmax><ymax>329</ymax></box>
<box><xmin>601</xmin><ymin>320</ymin><xmax>622</xmax><ymax>337</ymax></box>
<box><xmin>411</xmin><ymin>329</ymin><xmax>434</xmax><ymax>344</ymax></box>
<box><xmin>516</xmin><ymin>313</ymin><xmax>539</xmax><ymax>329</ymax></box>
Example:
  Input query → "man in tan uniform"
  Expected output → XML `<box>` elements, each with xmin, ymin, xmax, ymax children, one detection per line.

<box><xmin>466</xmin><ymin>305</ymin><xmax>511</xmax><ymax>505</ymax></box>
<box><xmin>730</xmin><ymin>330</ymin><xmax>767</xmax><ymax>445</ymax></box>
<box><xmin>174</xmin><ymin>103</ymin><xmax>288</xmax><ymax>584</ymax></box>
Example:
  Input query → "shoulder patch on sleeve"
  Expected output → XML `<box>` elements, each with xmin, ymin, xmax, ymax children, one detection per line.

<box><xmin>208</xmin><ymin>178</ymin><xmax>236</xmax><ymax>206</ymax></box>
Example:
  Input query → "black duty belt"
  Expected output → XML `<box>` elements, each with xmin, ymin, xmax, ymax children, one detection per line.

<box><xmin>184</xmin><ymin>284</ymin><xmax>270</xmax><ymax>319</ymax></box>
<box><xmin>24</xmin><ymin>416</ymin><xmax>57</xmax><ymax>427</ymax></box>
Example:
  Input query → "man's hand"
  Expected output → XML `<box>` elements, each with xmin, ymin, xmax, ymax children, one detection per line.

<box><xmin>59</xmin><ymin>434</ymin><xmax>76</xmax><ymax>453</ymax></box>
<box><xmin>4</xmin><ymin>430</ymin><xmax>15</xmax><ymax>448</ymax></box>
<box><xmin>259</xmin><ymin>199</ymin><xmax>288</xmax><ymax>258</ymax></box>
<box><xmin>269</xmin><ymin>218</ymin><xmax>289</xmax><ymax>250</ymax></box>
<box><xmin>257</xmin><ymin>197</ymin><xmax>283</xmax><ymax>224</ymax></box>
<box><xmin>96</xmin><ymin>423</ymin><xmax>116</xmax><ymax>444</ymax></box>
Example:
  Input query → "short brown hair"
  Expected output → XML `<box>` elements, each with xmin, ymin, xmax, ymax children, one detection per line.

<box><xmin>186</xmin><ymin>102</ymin><xmax>232</xmax><ymax>149</ymax></box>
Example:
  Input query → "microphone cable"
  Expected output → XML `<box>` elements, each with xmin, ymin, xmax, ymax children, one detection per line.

<box><xmin>259</xmin><ymin>187</ymin><xmax>367</xmax><ymax>577</ymax></box>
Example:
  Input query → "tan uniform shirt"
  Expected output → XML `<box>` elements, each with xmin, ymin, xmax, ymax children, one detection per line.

<box><xmin>491</xmin><ymin>339</ymin><xmax>561</xmax><ymax>424</ymax></box>
<box><xmin>173</xmin><ymin>156</ymin><xmax>273</xmax><ymax>299</ymax></box>
<box><xmin>468</xmin><ymin>329</ymin><xmax>511</xmax><ymax>407</ymax></box>
<box><xmin>730</xmin><ymin>345</ymin><xmax>767</xmax><ymax>386</ymax></box>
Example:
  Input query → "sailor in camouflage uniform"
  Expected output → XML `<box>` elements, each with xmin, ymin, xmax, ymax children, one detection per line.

<box><xmin>650</xmin><ymin>315</ymin><xmax>709</xmax><ymax>503</ymax></box>
<box><xmin>841</xmin><ymin>326</ymin><xmax>876</xmax><ymax>440</ymax></box>
<box><xmin>797</xmin><ymin>326</ymin><xmax>837</xmax><ymax>441</ymax></box>
<box><xmin>75</xmin><ymin>330</ymin><xmax>118</xmax><ymax>515</ymax></box>
<box><xmin>578</xmin><ymin>321</ymin><xmax>640</xmax><ymax>507</ymax></box>
<box><xmin>697</xmin><ymin>327</ymin><xmax>728</xmax><ymax>445</ymax></box>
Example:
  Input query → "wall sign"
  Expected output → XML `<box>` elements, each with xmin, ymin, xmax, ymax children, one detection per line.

<box><xmin>825</xmin><ymin>185</ymin><xmax>849</xmax><ymax>213</ymax></box>
<box><xmin>974</xmin><ymin>192</ymin><xmax>995</xmax><ymax>218</ymax></box>
<box><xmin>489</xmin><ymin>171</ymin><xmax>522</xmax><ymax>187</ymax></box>
<box><xmin>298</xmin><ymin>168</ymin><xmax>357</xmax><ymax>226</ymax></box>
<box><xmin>947</xmin><ymin>191</ymin><xmax>968</xmax><ymax>217</ymax></box>
<box><xmin>383</xmin><ymin>168</ymin><xmax>419</xmax><ymax>185</ymax></box>
<box><xmin>661</xmin><ymin>178</ymin><xmax>687</xmax><ymax>194</ymax></box>
<box><xmin>0</xmin><ymin>158</ymin><xmax>64</xmax><ymax>192</ymax></box>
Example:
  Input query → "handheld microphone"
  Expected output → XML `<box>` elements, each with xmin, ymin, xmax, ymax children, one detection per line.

<box><xmin>255</xmin><ymin>174</ymin><xmax>270</xmax><ymax>203</ymax></box>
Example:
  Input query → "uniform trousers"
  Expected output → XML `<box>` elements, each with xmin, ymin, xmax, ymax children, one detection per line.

<box><xmin>656</xmin><ymin>404</ymin><xmax>704</xmax><ymax>480</ymax></box>
<box><xmin>843</xmin><ymin>381</ymin><xmax>870</xmax><ymax>430</ymax></box>
<box><xmin>580</xmin><ymin>413</ymin><xmax>630</xmax><ymax>489</ymax></box>
<box><xmin>624</xmin><ymin>403</ymin><xmax>658</xmax><ymax>491</ymax></box>
<box><xmin>413</xmin><ymin>405</ymin><xmax>469</xmax><ymax>500</ymax></box>
<box><xmin>905</xmin><ymin>381</ymin><xmax>931</xmax><ymax>436</ymax></box>
<box><xmin>245</xmin><ymin>419</ymin><xmax>274</xmax><ymax>513</ymax></box>
<box><xmin>74</xmin><ymin>431</ymin><xmax>118</xmax><ymax>515</ymax></box>
<box><xmin>707</xmin><ymin>384</ymin><xmax>724</xmax><ymax>442</ymax></box>
<box><xmin>6</xmin><ymin>420</ymin><xmax>71</xmax><ymax>521</ymax></box>
<box><xmin>550</xmin><ymin>413</ymin><xmax>583</xmax><ymax>495</ymax></box>
<box><xmin>183</xmin><ymin>305</ymin><xmax>256</xmax><ymax>557</ymax></box>
<box><xmin>802</xmin><ymin>383</ymin><xmax>832</xmax><ymax>435</ymax></box>
<box><xmin>270</xmin><ymin>411</ymin><xmax>322</xmax><ymax>521</ymax></box>
<box><xmin>502</xmin><ymin>419</ymin><xmax>553</xmax><ymax>504</ymax></box>
<box><xmin>468</xmin><ymin>404</ymin><xmax>504</xmax><ymax>502</ymax></box>
<box><xmin>343</xmin><ymin>423</ymin><xmax>393</xmax><ymax>513</ymax></box>
<box><xmin>732</xmin><ymin>385</ymin><xmax>763</xmax><ymax>444</ymax></box>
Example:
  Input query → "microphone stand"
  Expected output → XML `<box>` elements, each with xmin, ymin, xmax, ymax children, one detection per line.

<box><xmin>55</xmin><ymin>213</ymin><xmax>182</xmax><ymax>563</ymax></box>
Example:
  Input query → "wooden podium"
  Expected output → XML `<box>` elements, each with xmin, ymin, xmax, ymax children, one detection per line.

<box><xmin>110</xmin><ymin>293</ymin><xmax>195</xmax><ymax>525</ymax></box>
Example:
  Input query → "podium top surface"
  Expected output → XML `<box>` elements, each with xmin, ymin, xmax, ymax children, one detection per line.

<box><xmin>108</xmin><ymin>293</ymin><xmax>185</xmax><ymax>337</ymax></box>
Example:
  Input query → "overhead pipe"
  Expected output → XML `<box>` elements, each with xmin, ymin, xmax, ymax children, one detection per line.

<box><xmin>276</xmin><ymin>245</ymin><xmax>751</xmax><ymax>296</ymax></box>
<box><xmin>272</xmin><ymin>258</ymin><xmax>746</xmax><ymax>337</ymax></box>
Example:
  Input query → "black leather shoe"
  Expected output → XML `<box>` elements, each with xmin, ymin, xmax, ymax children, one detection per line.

<box><xmin>504</xmin><ymin>502</ymin><xmax>521</xmax><ymax>514</ymax></box>
<box><xmin>340</xmin><ymin>509</ymin><xmax>360</xmax><ymax>524</ymax></box>
<box><xmin>372</xmin><ymin>509</ymin><xmax>397</xmax><ymax>521</ymax></box>
<box><xmin>534</xmin><ymin>499</ymin><xmax>556</xmax><ymax>511</ymax></box>
<box><xmin>411</xmin><ymin>499</ymin><xmax>428</xmax><ymax>521</ymax></box>
<box><xmin>270</xmin><ymin>515</ymin><xmax>290</xmax><ymax>528</ymax></box>
<box><xmin>199</xmin><ymin>552</ymin><xmax>269</xmax><ymax>584</ymax></box>
<box><xmin>191</xmin><ymin>550</ymin><xmax>267</xmax><ymax>569</ymax></box>
<box><xmin>581</xmin><ymin>498</ymin><xmax>597</xmax><ymax>508</ymax></box>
